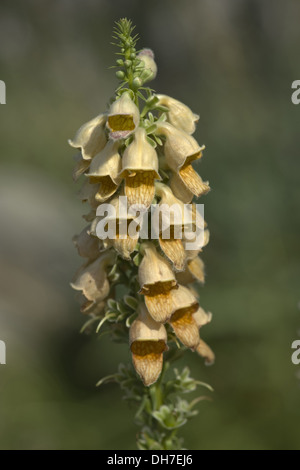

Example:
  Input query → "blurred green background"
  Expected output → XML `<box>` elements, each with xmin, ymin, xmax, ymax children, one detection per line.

<box><xmin>0</xmin><ymin>0</ymin><xmax>299</xmax><ymax>450</ymax></box>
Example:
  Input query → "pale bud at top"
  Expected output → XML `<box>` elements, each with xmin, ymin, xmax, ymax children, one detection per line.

<box><xmin>137</xmin><ymin>49</ymin><xmax>157</xmax><ymax>84</ymax></box>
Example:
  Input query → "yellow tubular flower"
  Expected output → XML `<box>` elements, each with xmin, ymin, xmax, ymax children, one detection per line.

<box><xmin>130</xmin><ymin>304</ymin><xmax>168</xmax><ymax>386</ymax></box>
<box><xmin>119</xmin><ymin>127</ymin><xmax>161</xmax><ymax>208</ymax></box>
<box><xmin>156</xmin><ymin>94</ymin><xmax>199</xmax><ymax>135</ymax></box>
<box><xmin>154</xmin><ymin>182</ymin><xmax>187</xmax><ymax>271</ymax></box>
<box><xmin>107</xmin><ymin>92</ymin><xmax>140</xmax><ymax>140</ymax></box>
<box><xmin>168</xmin><ymin>285</ymin><xmax>200</xmax><ymax>349</ymax></box>
<box><xmin>170</xmin><ymin>171</ymin><xmax>210</xmax><ymax>203</ymax></box>
<box><xmin>70</xmin><ymin>250</ymin><xmax>115</xmax><ymax>303</ymax></box>
<box><xmin>176</xmin><ymin>255</ymin><xmax>206</xmax><ymax>285</ymax></box>
<box><xmin>69</xmin><ymin>114</ymin><xmax>107</xmax><ymax>160</ymax></box>
<box><xmin>139</xmin><ymin>242</ymin><xmax>178</xmax><ymax>323</ymax></box>
<box><xmin>156</xmin><ymin>121</ymin><xmax>209</xmax><ymax>197</ymax></box>
<box><xmin>101</xmin><ymin>196</ymin><xmax>139</xmax><ymax>259</ymax></box>
<box><xmin>86</xmin><ymin>141</ymin><xmax>122</xmax><ymax>202</ymax></box>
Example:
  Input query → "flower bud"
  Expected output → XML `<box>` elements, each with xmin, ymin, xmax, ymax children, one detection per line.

<box><xmin>69</xmin><ymin>114</ymin><xmax>107</xmax><ymax>160</ymax></box>
<box><xmin>139</xmin><ymin>242</ymin><xmax>178</xmax><ymax>323</ymax></box>
<box><xmin>156</xmin><ymin>94</ymin><xmax>199</xmax><ymax>134</ymax></box>
<box><xmin>107</xmin><ymin>92</ymin><xmax>140</xmax><ymax>140</ymax></box>
<box><xmin>137</xmin><ymin>49</ymin><xmax>157</xmax><ymax>83</ymax></box>
<box><xmin>119</xmin><ymin>127</ymin><xmax>161</xmax><ymax>208</ymax></box>
<box><xmin>86</xmin><ymin>141</ymin><xmax>122</xmax><ymax>202</ymax></box>
<box><xmin>130</xmin><ymin>304</ymin><xmax>168</xmax><ymax>386</ymax></box>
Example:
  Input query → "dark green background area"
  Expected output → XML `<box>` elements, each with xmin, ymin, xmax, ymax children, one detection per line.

<box><xmin>0</xmin><ymin>0</ymin><xmax>299</xmax><ymax>450</ymax></box>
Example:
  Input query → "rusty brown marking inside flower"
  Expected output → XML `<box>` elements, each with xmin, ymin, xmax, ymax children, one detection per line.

<box><xmin>140</xmin><ymin>280</ymin><xmax>178</xmax><ymax>296</ymax></box>
<box><xmin>143</xmin><ymin>284</ymin><xmax>178</xmax><ymax>323</ymax></box>
<box><xmin>131</xmin><ymin>339</ymin><xmax>167</xmax><ymax>356</ymax></box>
<box><xmin>125</xmin><ymin>170</ymin><xmax>157</xmax><ymax>207</ymax></box>
<box><xmin>131</xmin><ymin>340</ymin><xmax>166</xmax><ymax>386</ymax></box>
<box><xmin>159</xmin><ymin>236</ymin><xmax>186</xmax><ymax>271</ymax></box>
<box><xmin>185</xmin><ymin>150</ymin><xmax>203</xmax><ymax>166</ymax></box>
<box><xmin>171</xmin><ymin>303</ymin><xmax>199</xmax><ymax>325</ymax></box>
<box><xmin>92</xmin><ymin>176</ymin><xmax>117</xmax><ymax>202</ymax></box>
<box><xmin>170</xmin><ymin>303</ymin><xmax>200</xmax><ymax>348</ymax></box>
<box><xmin>108</xmin><ymin>114</ymin><xmax>135</xmax><ymax>132</ymax></box>
<box><xmin>179</xmin><ymin>164</ymin><xmax>210</xmax><ymax>197</ymax></box>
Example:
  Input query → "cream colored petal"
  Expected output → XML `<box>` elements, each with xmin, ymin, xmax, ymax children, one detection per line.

<box><xmin>130</xmin><ymin>305</ymin><xmax>167</xmax><ymax>386</ymax></box>
<box><xmin>87</xmin><ymin>140</ymin><xmax>122</xmax><ymax>185</ymax></box>
<box><xmin>193</xmin><ymin>306</ymin><xmax>212</xmax><ymax>328</ymax></box>
<box><xmin>113</xmin><ymin>233</ymin><xmax>138</xmax><ymax>259</ymax></box>
<box><xmin>176</xmin><ymin>256</ymin><xmax>205</xmax><ymax>285</ymax></box>
<box><xmin>138</xmin><ymin>242</ymin><xmax>177</xmax><ymax>288</ymax></box>
<box><xmin>169</xmin><ymin>172</ymin><xmax>194</xmax><ymax>203</ymax></box>
<box><xmin>179</xmin><ymin>163</ymin><xmax>210</xmax><ymax>197</ymax></box>
<box><xmin>156</xmin><ymin>94</ymin><xmax>199</xmax><ymax>135</ymax></box>
<box><xmin>144</xmin><ymin>287</ymin><xmax>175</xmax><ymax>323</ymax></box>
<box><xmin>130</xmin><ymin>304</ymin><xmax>168</xmax><ymax>343</ymax></box>
<box><xmin>137</xmin><ymin>49</ymin><xmax>157</xmax><ymax>83</ymax></box>
<box><xmin>159</xmin><ymin>235</ymin><xmax>186</xmax><ymax>272</ymax></box>
<box><xmin>169</xmin><ymin>284</ymin><xmax>198</xmax><ymax>312</ymax></box>
<box><xmin>124</xmin><ymin>171</ymin><xmax>156</xmax><ymax>208</ymax></box>
<box><xmin>73</xmin><ymin>225</ymin><xmax>100</xmax><ymax>260</ymax></box>
<box><xmin>169</xmin><ymin>305</ymin><xmax>200</xmax><ymax>349</ymax></box>
<box><xmin>107</xmin><ymin>92</ymin><xmax>140</xmax><ymax>140</ymax></box>
<box><xmin>94</xmin><ymin>177</ymin><xmax>119</xmax><ymax>202</ymax></box>
<box><xmin>72</xmin><ymin>153</ymin><xmax>90</xmax><ymax>181</ymax></box>
<box><xmin>69</xmin><ymin>114</ymin><xmax>107</xmax><ymax>160</ymax></box>
<box><xmin>120</xmin><ymin>127</ymin><xmax>160</xmax><ymax>176</ymax></box>
<box><xmin>131</xmin><ymin>341</ymin><xmax>166</xmax><ymax>386</ymax></box>
<box><xmin>155</xmin><ymin>122</ymin><xmax>204</xmax><ymax>172</ymax></box>
<box><xmin>76</xmin><ymin>293</ymin><xmax>105</xmax><ymax>316</ymax></box>
<box><xmin>70</xmin><ymin>251</ymin><xmax>114</xmax><ymax>302</ymax></box>
<box><xmin>196</xmin><ymin>339</ymin><xmax>215</xmax><ymax>365</ymax></box>
<box><xmin>77</xmin><ymin>180</ymin><xmax>99</xmax><ymax>208</ymax></box>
